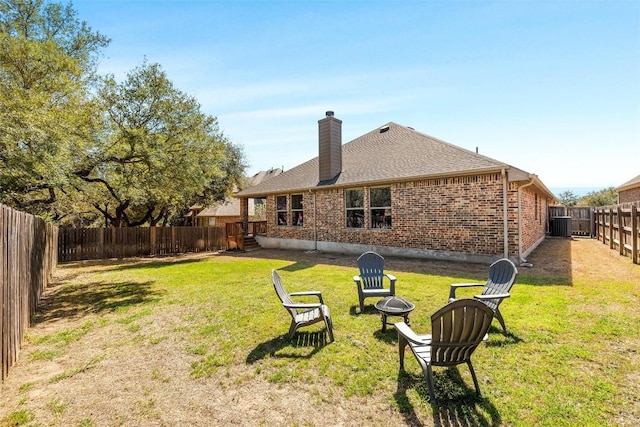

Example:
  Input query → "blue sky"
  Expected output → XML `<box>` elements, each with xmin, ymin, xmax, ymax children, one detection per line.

<box><xmin>73</xmin><ymin>0</ymin><xmax>639</xmax><ymax>193</ymax></box>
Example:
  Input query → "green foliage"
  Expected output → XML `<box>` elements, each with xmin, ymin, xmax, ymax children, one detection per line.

<box><xmin>0</xmin><ymin>0</ymin><xmax>109</xmax><ymax>218</ymax></box>
<box><xmin>3</xmin><ymin>409</ymin><xmax>34</xmax><ymax>425</ymax></box>
<box><xmin>556</xmin><ymin>188</ymin><xmax>618</xmax><ymax>207</ymax></box>
<box><xmin>577</xmin><ymin>187</ymin><xmax>617</xmax><ymax>207</ymax></box>
<box><xmin>557</xmin><ymin>190</ymin><xmax>578</xmax><ymax>206</ymax></box>
<box><xmin>73</xmin><ymin>60</ymin><xmax>246</xmax><ymax>226</ymax></box>
<box><xmin>0</xmin><ymin>1</ymin><xmax>246</xmax><ymax>225</ymax></box>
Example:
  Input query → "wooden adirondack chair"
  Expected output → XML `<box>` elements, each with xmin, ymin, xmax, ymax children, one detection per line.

<box><xmin>353</xmin><ymin>251</ymin><xmax>396</xmax><ymax>313</ymax></box>
<box><xmin>271</xmin><ymin>270</ymin><xmax>334</xmax><ymax>342</ymax></box>
<box><xmin>448</xmin><ymin>258</ymin><xmax>518</xmax><ymax>334</ymax></box>
<box><xmin>395</xmin><ymin>299</ymin><xmax>494</xmax><ymax>403</ymax></box>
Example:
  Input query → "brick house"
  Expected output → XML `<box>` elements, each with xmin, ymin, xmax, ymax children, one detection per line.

<box><xmin>616</xmin><ymin>174</ymin><xmax>640</xmax><ymax>203</ymax></box>
<box><xmin>235</xmin><ymin>112</ymin><xmax>556</xmax><ymax>264</ymax></box>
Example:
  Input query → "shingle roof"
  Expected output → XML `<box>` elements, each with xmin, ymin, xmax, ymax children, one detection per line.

<box><xmin>248</xmin><ymin>168</ymin><xmax>282</xmax><ymax>186</ymax></box>
<box><xmin>236</xmin><ymin>122</ymin><xmax>520</xmax><ymax>197</ymax></box>
<box><xmin>616</xmin><ymin>174</ymin><xmax>640</xmax><ymax>192</ymax></box>
<box><xmin>194</xmin><ymin>168</ymin><xmax>282</xmax><ymax>216</ymax></box>
<box><xmin>197</xmin><ymin>199</ymin><xmax>240</xmax><ymax>217</ymax></box>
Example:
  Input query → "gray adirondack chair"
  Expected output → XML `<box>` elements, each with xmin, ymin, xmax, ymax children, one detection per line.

<box><xmin>448</xmin><ymin>258</ymin><xmax>518</xmax><ymax>334</ymax></box>
<box><xmin>271</xmin><ymin>270</ymin><xmax>334</xmax><ymax>342</ymax></box>
<box><xmin>353</xmin><ymin>251</ymin><xmax>396</xmax><ymax>313</ymax></box>
<box><xmin>395</xmin><ymin>299</ymin><xmax>494</xmax><ymax>403</ymax></box>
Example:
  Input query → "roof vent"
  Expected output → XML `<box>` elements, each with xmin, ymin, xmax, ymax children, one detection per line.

<box><xmin>326</xmin><ymin>111</ymin><xmax>334</xmax><ymax>117</ymax></box>
<box><xmin>379</xmin><ymin>125</ymin><xmax>390</xmax><ymax>133</ymax></box>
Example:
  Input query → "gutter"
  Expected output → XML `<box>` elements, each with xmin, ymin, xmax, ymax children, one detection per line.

<box><xmin>311</xmin><ymin>188</ymin><xmax>317</xmax><ymax>251</ymax></box>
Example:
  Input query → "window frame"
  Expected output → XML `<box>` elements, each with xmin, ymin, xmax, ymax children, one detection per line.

<box><xmin>276</xmin><ymin>195</ymin><xmax>288</xmax><ymax>226</ymax></box>
<box><xmin>291</xmin><ymin>194</ymin><xmax>304</xmax><ymax>227</ymax></box>
<box><xmin>345</xmin><ymin>188</ymin><xmax>365</xmax><ymax>228</ymax></box>
<box><xmin>369</xmin><ymin>186</ymin><xmax>392</xmax><ymax>229</ymax></box>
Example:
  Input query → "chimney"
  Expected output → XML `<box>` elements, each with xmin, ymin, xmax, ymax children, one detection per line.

<box><xmin>318</xmin><ymin>111</ymin><xmax>342</xmax><ymax>181</ymax></box>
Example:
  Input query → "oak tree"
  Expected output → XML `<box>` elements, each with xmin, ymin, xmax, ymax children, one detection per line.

<box><xmin>76</xmin><ymin>61</ymin><xmax>245</xmax><ymax>227</ymax></box>
<box><xmin>0</xmin><ymin>0</ymin><xmax>109</xmax><ymax>218</ymax></box>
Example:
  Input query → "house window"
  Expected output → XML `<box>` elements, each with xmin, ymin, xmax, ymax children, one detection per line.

<box><xmin>292</xmin><ymin>194</ymin><xmax>303</xmax><ymax>226</ymax></box>
<box><xmin>370</xmin><ymin>187</ymin><xmax>392</xmax><ymax>229</ymax></box>
<box><xmin>345</xmin><ymin>189</ymin><xmax>364</xmax><ymax>228</ymax></box>
<box><xmin>276</xmin><ymin>195</ymin><xmax>287</xmax><ymax>225</ymax></box>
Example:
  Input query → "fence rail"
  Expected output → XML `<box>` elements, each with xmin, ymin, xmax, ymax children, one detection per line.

<box><xmin>1</xmin><ymin>204</ymin><xmax>58</xmax><ymax>381</ymax></box>
<box><xmin>548</xmin><ymin>206</ymin><xmax>594</xmax><ymax>236</ymax></box>
<box><xmin>58</xmin><ymin>226</ymin><xmax>227</xmax><ymax>262</ymax></box>
<box><xmin>594</xmin><ymin>202</ymin><xmax>640</xmax><ymax>264</ymax></box>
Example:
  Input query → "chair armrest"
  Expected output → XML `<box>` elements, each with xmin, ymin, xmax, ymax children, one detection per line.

<box><xmin>394</xmin><ymin>322</ymin><xmax>432</xmax><ymax>346</ymax></box>
<box><xmin>289</xmin><ymin>291</ymin><xmax>324</xmax><ymax>304</ymax></box>
<box><xmin>385</xmin><ymin>274</ymin><xmax>397</xmax><ymax>294</ymax></box>
<box><xmin>283</xmin><ymin>302</ymin><xmax>322</xmax><ymax>310</ymax></box>
<box><xmin>353</xmin><ymin>275</ymin><xmax>361</xmax><ymax>283</ymax></box>
<box><xmin>450</xmin><ymin>282</ymin><xmax>484</xmax><ymax>288</ymax></box>
<box><xmin>474</xmin><ymin>293</ymin><xmax>510</xmax><ymax>300</ymax></box>
<box><xmin>449</xmin><ymin>282</ymin><xmax>484</xmax><ymax>300</ymax></box>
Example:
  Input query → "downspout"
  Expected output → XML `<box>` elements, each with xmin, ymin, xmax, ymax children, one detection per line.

<box><xmin>311</xmin><ymin>189</ymin><xmax>317</xmax><ymax>251</ymax></box>
<box><xmin>518</xmin><ymin>175</ymin><xmax>536</xmax><ymax>263</ymax></box>
<box><xmin>502</xmin><ymin>168</ymin><xmax>509</xmax><ymax>259</ymax></box>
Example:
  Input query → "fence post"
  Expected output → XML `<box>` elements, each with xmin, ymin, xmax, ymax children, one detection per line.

<box><xmin>617</xmin><ymin>207</ymin><xmax>623</xmax><ymax>256</ymax></box>
<box><xmin>150</xmin><ymin>226</ymin><xmax>156</xmax><ymax>256</ymax></box>
<box><xmin>608</xmin><ymin>209</ymin><xmax>613</xmax><ymax>249</ymax></box>
<box><xmin>632</xmin><ymin>205</ymin><xmax>638</xmax><ymax>264</ymax></box>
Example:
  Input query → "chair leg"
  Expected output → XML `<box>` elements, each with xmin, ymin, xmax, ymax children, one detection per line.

<box><xmin>425</xmin><ymin>364</ymin><xmax>437</xmax><ymax>404</ymax></box>
<box><xmin>288</xmin><ymin>321</ymin><xmax>297</xmax><ymax>340</ymax></box>
<box><xmin>467</xmin><ymin>361</ymin><xmax>481</xmax><ymax>396</ymax></box>
<box><xmin>397</xmin><ymin>335</ymin><xmax>407</xmax><ymax>369</ymax></box>
<box><xmin>359</xmin><ymin>297</ymin><xmax>365</xmax><ymax>314</ymax></box>
<box><xmin>495</xmin><ymin>308</ymin><xmax>507</xmax><ymax>334</ymax></box>
<box><xmin>324</xmin><ymin>316</ymin><xmax>334</xmax><ymax>342</ymax></box>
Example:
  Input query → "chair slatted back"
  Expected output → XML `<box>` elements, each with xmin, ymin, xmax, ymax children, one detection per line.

<box><xmin>356</xmin><ymin>251</ymin><xmax>386</xmax><ymax>290</ymax></box>
<box><xmin>430</xmin><ymin>299</ymin><xmax>494</xmax><ymax>366</ymax></box>
<box><xmin>272</xmin><ymin>270</ymin><xmax>296</xmax><ymax>317</ymax></box>
<box><xmin>480</xmin><ymin>258</ymin><xmax>518</xmax><ymax>311</ymax></box>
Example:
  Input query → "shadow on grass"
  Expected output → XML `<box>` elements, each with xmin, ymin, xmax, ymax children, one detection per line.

<box><xmin>33</xmin><ymin>280</ymin><xmax>164</xmax><ymax>324</ymax></box>
<box><xmin>484</xmin><ymin>328</ymin><xmax>524</xmax><ymax>347</ymax></box>
<box><xmin>395</xmin><ymin>369</ymin><xmax>501</xmax><ymax>426</ymax></box>
<box><xmin>349</xmin><ymin>305</ymin><xmax>378</xmax><ymax>316</ymax></box>
<box><xmin>247</xmin><ymin>331</ymin><xmax>330</xmax><ymax>363</ymax></box>
<box><xmin>56</xmin><ymin>254</ymin><xmax>214</xmax><ymax>283</ymax></box>
<box><xmin>374</xmin><ymin>327</ymin><xmax>399</xmax><ymax>344</ymax></box>
<box><xmin>227</xmin><ymin>237</ymin><xmax>574</xmax><ymax>287</ymax></box>
<box><xmin>279</xmin><ymin>260</ymin><xmax>317</xmax><ymax>272</ymax></box>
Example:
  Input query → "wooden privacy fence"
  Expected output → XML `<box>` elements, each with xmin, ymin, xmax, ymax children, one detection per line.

<box><xmin>1</xmin><ymin>204</ymin><xmax>58</xmax><ymax>381</ymax></box>
<box><xmin>594</xmin><ymin>203</ymin><xmax>640</xmax><ymax>264</ymax></box>
<box><xmin>58</xmin><ymin>226</ymin><xmax>227</xmax><ymax>262</ymax></box>
<box><xmin>548</xmin><ymin>206</ymin><xmax>594</xmax><ymax>237</ymax></box>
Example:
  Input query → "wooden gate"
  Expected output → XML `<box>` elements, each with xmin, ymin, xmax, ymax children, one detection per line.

<box><xmin>548</xmin><ymin>206</ymin><xmax>594</xmax><ymax>237</ymax></box>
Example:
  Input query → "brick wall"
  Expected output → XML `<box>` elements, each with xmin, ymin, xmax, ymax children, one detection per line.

<box><xmin>518</xmin><ymin>185</ymin><xmax>549</xmax><ymax>254</ymax></box>
<box><xmin>619</xmin><ymin>187</ymin><xmax>640</xmax><ymax>203</ymax></box>
<box><xmin>264</xmin><ymin>173</ymin><xmax>539</xmax><ymax>257</ymax></box>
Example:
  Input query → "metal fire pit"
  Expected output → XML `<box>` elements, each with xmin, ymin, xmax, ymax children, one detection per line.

<box><xmin>374</xmin><ymin>296</ymin><xmax>415</xmax><ymax>332</ymax></box>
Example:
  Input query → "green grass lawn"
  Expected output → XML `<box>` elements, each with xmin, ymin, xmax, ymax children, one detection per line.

<box><xmin>2</xmin><ymin>239</ymin><xmax>639</xmax><ymax>426</ymax></box>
